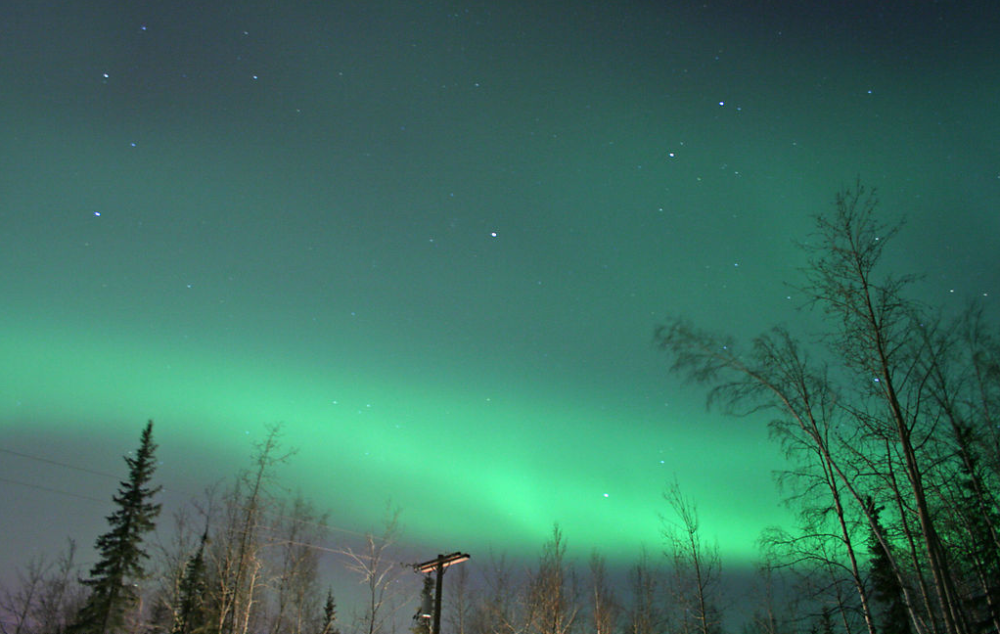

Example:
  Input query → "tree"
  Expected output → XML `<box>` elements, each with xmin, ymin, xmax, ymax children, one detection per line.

<box><xmin>802</xmin><ymin>183</ymin><xmax>964</xmax><ymax>634</ymax></box>
<box><xmin>587</xmin><ymin>551</ymin><xmax>618</xmax><ymax>634</ymax></box>
<box><xmin>71</xmin><ymin>420</ymin><xmax>162</xmax><ymax>634</ymax></box>
<box><xmin>141</xmin><ymin>503</ymin><xmax>216</xmax><ymax>634</ymax></box>
<box><xmin>653</xmin><ymin>182</ymin><xmax>998</xmax><ymax>634</ymax></box>
<box><xmin>341</xmin><ymin>505</ymin><xmax>403</xmax><ymax>634</ymax></box>
<box><xmin>866</xmin><ymin>499</ymin><xmax>913</xmax><ymax>634</ymax></box>
<box><xmin>214</xmin><ymin>424</ymin><xmax>295</xmax><ymax>634</ymax></box>
<box><xmin>743</xmin><ymin>557</ymin><xmax>797</xmax><ymax>634</ymax></box>
<box><xmin>171</xmin><ymin>527</ymin><xmax>211</xmax><ymax>634</ymax></box>
<box><xmin>662</xmin><ymin>481</ymin><xmax>723</xmax><ymax>634</ymax></box>
<box><xmin>921</xmin><ymin>308</ymin><xmax>1000</xmax><ymax>634</ymax></box>
<box><xmin>1</xmin><ymin>540</ymin><xmax>85</xmax><ymax>634</ymax></box>
<box><xmin>626</xmin><ymin>546</ymin><xmax>665</xmax><ymax>634</ymax></box>
<box><xmin>525</xmin><ymin>525</ymin><xmax>578</xmax><ymax>634</ymax></box>
<box><xmin>411</xmin><ymin>576</ymin><xmax>434</xmax><ymax>634</ymax></box>
<box><xmin>466</xmin><ymin>551</ymin><xmax>523</xmax><ymax>634</ymax></box>
<box><xmin>446</xmin><ymin>562</ymin><xmax>472</xmax><ymax>634</ymax></box>
<box><xmin>319</xmin><ymin>590</ymin><xmax>339</xmax><ymax>634</ymax></box>
<box><xmin>759</xmin><ymin>521</ymin><xmax>871</xmax><ymax>634</ymax></box>
<box><xmin>270</xmin><ymin>495</ymin><xmax>328</xmax><ymax>634</ymax></box>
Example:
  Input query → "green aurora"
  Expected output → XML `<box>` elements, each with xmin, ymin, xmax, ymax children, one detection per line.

<box><xmin>2</xmin><ymin>0</ymin><xmax>998</xmax><ymax>578</ymax></box>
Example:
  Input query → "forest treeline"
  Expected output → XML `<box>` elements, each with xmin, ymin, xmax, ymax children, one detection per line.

<box><xmin>0</xmin><ymin>423</ymin><xmax>750</xmax><ymax>634</ymax></box>
<box><xmin>3</xmin><ymin>182</ymin><xmax>1000</xmax><ymax>634</ymax></box>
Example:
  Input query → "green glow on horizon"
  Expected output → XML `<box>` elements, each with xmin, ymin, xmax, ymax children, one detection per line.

<box><xmin>2</xmin><ymin>319</ymin><xmax>785</xmax><ymax>565</ymax></box>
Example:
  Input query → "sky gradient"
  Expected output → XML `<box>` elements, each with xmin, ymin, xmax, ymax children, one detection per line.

<box><xmin>2</xmin><ymin>0</ymin><xmax>999</xmax><ymax>585</ymax></box>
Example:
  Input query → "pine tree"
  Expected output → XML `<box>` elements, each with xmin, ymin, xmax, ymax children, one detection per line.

<box><xmin>949</xmin><ymin>422</ymin><xmax>1000</xmax><ymax>633</ymax></box>
<box><xmin>71</xmin><ymin>420</ymin><xmax>162</xmax><ymax>634</ymax></box>
<box><xmin>172</xmin><ymin>528</ymin><xmax>211</xmax><ymax>634</ymax></box>
<box><xmin>319</xmin><ymin>589</ymin><xmax>340</xmax><ymax>634</ymax></box>
<box><xmin>411</xmin><ymin>576</ymin><xmax>434</xmax><ymax>634</ymax></box>
<box><xmin>866</xmin><ymin>499</ymin><xmax>913</xmax><ymax>634</ymax></box>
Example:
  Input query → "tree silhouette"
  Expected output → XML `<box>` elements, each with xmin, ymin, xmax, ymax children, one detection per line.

<box><xmin>319</xmin><ymin>589</ymin><xmax>340</xmax><ymax>634</ymax></box>
<box><xmin>171</xmin><ymin>527</ymin><xmax>211</xmax><ymax>634</ymax></box>
<box><xmin>655</xmin><ymin>182</ymin><xmax>999</xmax><ymax>634</ymax></box>
<box><xmin>71</xmin><ymin>420</ymin><xmax>162</xmax><ymax>634</ymax></box>
<box><xmin>866</xmin><ymin>498</ymin><xmax>912</xmax><ymax>634</ymax></box>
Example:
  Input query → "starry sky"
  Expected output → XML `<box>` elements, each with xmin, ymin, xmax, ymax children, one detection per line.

<box><xmin>2</xmin><ymin>0</ymin><xmax>999</xmax><ymax>584</ymax></box>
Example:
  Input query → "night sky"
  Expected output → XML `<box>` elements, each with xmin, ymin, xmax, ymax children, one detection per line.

<box><xmin>2</xmin><ymin>0</ymin><xmax>998</xmax><ymax>586</ymax></box>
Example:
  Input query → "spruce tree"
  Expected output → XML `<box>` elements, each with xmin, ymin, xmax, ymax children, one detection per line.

<box><xmin>866</xmin><ymin>499</ymin><xmax>912</xmax><ymax>634</ymax></box>
<box><xmin>410</xmin><ymin>576</ymin><xmax>433</xmax><ymax>634</ymax></box>
<box><xmin>171</xmin><ymin>528</ymin><xmax>210</xmax><ymax>634</ymax></box>
<box><xmin>320</xmin><ymin>589</ymin><xmax>340</xmax><ymax>634</ymax></box>
<box><xmin>71</xmin><ymin>420</ymin><xmax>162</xmax><ymax>634</ymax></box>
<box><xmin>950</xmin><ymin>421</ymin><xmax>1000</xmax><ymax>633</ymax></box>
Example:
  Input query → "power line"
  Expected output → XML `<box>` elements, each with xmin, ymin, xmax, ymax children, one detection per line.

<box><xmin>0</xmin><ymin>476</ymin><xmax>107</xmax><ymax>503</ymax></box>
<box><xmin>0</xmin><ymin>444</ymin><xmax>401</xmax><ymax>551</ymax></box>
<box><xmin>0</xmin><ymin>472</ymin><xmax>408</xmax><ymax>577</ymax></box>
<box><xmin>0</xmin><ymin>447</ymin><xmax>120</xmax><ymax>479</ymax></box>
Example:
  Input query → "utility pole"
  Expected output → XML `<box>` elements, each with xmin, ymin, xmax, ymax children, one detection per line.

<box><xmin>412</xmin><ymin>552</ymin><xmax>470</xmax><ymax>634</ymax></box>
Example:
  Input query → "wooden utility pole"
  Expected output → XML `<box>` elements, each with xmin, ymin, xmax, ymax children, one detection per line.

<box><xmin>413</xmin><ymin>552</ymin><xmax>470</xmax><ymax>634</ymax></box>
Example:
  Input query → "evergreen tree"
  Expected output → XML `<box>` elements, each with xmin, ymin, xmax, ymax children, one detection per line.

<box><xmin>411</xmin><ymin>576</ymin><xmax>434</xmax><ymax>634</ymax></box>
<box><xmin>71</xmin><ymin>420</ymin><xmax>163</xmax><ymax>634</ymax></box>
<box><xmin>949</xmin><ymin>422</ymin><xmax>1000</xmax><ymax>633</ymax></box>
<box><xmin>172</xmin><ymin>528</ymin><xmax>211</xmax><ymax>634</ymax></box>
<box><xmin>866</xmin><ymin>499</ymin><xmax>912</xmax><ymax>634</ymax></box>
<box><xmin>319</xmin><ymin>589</ymin><xmax>340</xmax><ymax>634</ymax></box>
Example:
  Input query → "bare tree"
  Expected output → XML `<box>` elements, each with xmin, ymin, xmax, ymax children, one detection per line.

<box><xmin>0</xmin><ymin>540</ymin><xmax>85</xmax><ymax>634</ymax></box>
<box><xmin>662</xmin><ymin>481</ymin><xmax>723</xmax><ymax>634</ymax></box>
<box><xmin>524</xmin><ymin>525</ymin><xmax>577</xmax><ymax>634</ymax></box>
<box><xmin>1</xmin><ymin>555</ymin><xmax>48</xmax><ymax>634</ymax></box>
<box><xmin>467</xmin><ymin>551</ymin><xmax>524</xmax><ymax>634</ymax></box>
<box><xmin>656</xmin><ymin>184</ymin><xmax>1000</xmax><ymax>634</ymax></box>
<box><xmin>802</xmin><ymin>184</ymin><xmax>966</xmax><ymax>634</ymax></box>
<box><xmin>341</xmin><ymin>505</ymin><xmax>404</xmax><ymax>634</ymax></box>
<box><xmin>446</xmin><ymin>563</ymin><xmax>472</xmax><ymax>634</ymax></box>
<box><xmin>918</xmin><ymin>307</ymin><xmax>1000</xmax><ymax>634</ymax></box>
<box><xmin>215</xmin><ymin>424</ymin><xmax>296</xmax><ymax>634</ymax></box>
<box><xmin>761</xmin><ymin>524</ymin><xmax>871</xmax><ymax>634</ymax></box>
<box><xmin>268</xmin><ymin>494</ymin><xmax>328</xmax><ymax>634</ymax></box>
<box><xmin>626</xmin><ymin>546</ymin><xmax>666</xmax><ymax>634</ymax></box>
<box><xmin>653</xmin><ymin>183</ymin><xmax>992</xmax><ymax>634</ymax></box>
<box><xmin>743</xmin><ymin>557</ymin><xmax>797</xmax><ymax>634</ymax></box>
<box><xmin>654</xmin><ymin>318</ymin><xmax>882</xmax><ymax>634</ymax></box>
<box><xmin>587</xmin><ymin>551</ymin><xmax>618</xmax><ymax>634</ymax></box>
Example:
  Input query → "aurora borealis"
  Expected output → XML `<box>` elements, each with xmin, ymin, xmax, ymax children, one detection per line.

<box><xmin>2</xmin><ymin>0</ymin><xmax>998</xmax><ymax>589</ymax></box>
